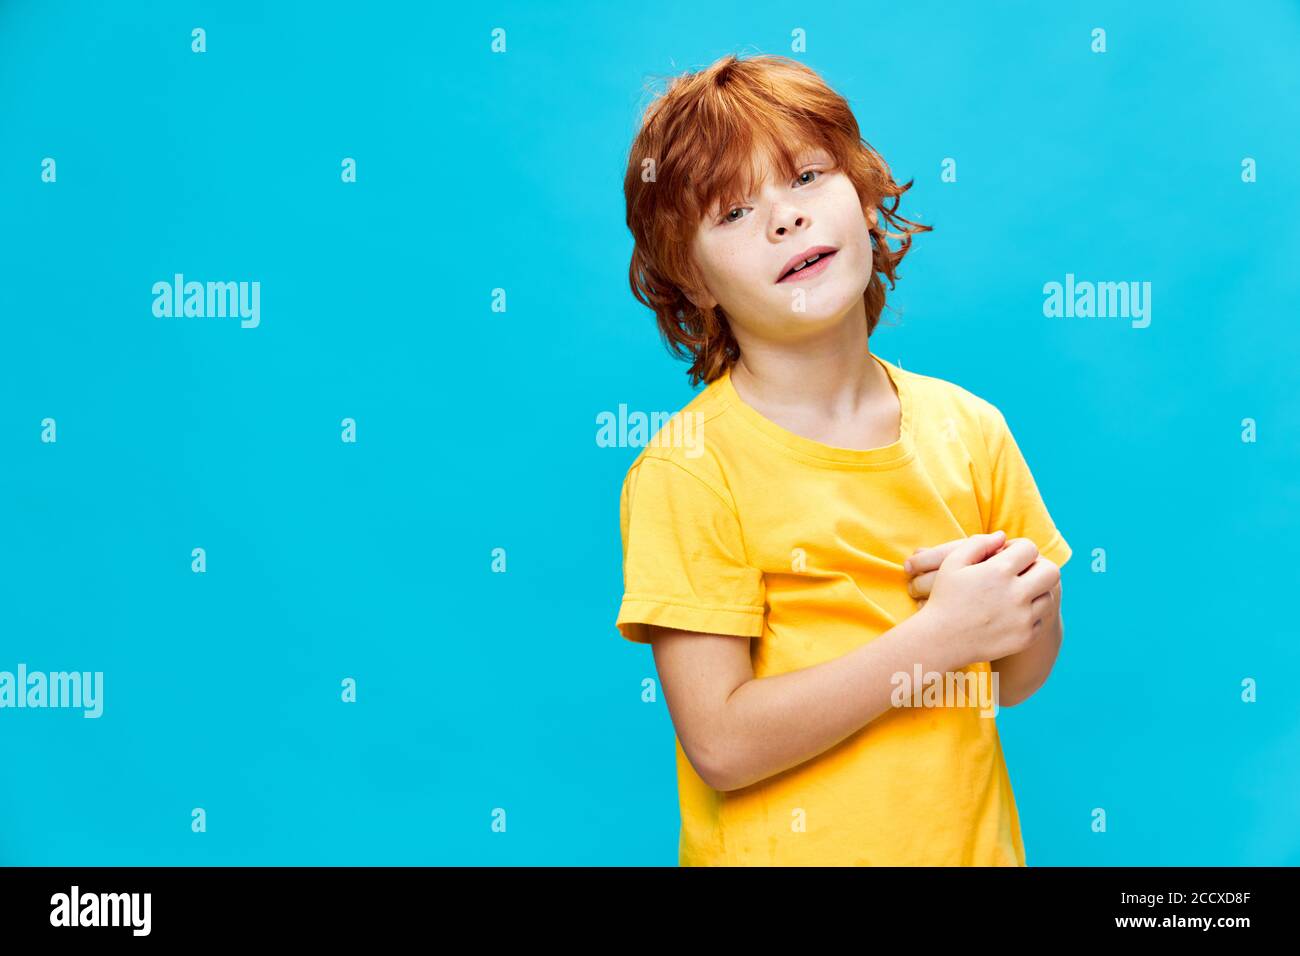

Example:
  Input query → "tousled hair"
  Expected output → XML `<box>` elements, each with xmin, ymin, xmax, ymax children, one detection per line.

<box><xmin>624</xmin><ymin>52</ymin><xmax>932</xmax><ymax>386</ymax></box>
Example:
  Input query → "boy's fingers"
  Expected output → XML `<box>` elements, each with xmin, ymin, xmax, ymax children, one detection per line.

<box><xmin>905</xmin><ymin>546</ymin><xmax>947</xmax><ymax>575</ymax></box>
<box><xmin>905</xmin><ymin>531</ymin><xmax>1004</xmax><ymax>575</ymax></box>
<box><xmin>991</xmin><ymin>537</ymin><xmax>1040</xmax><ymax>576</ymax></box>
<box><xmin>906</xmin><ymin>569</ymin><xmax>938</xmax><ymax>599</ymax></box>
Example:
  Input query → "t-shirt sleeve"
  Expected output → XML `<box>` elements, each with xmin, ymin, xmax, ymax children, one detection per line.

<box><xmin>615</xmin><ymin>456</ymin><xmax>767</xmax><ymax>644</ymax></box>
<box><xmin>978</xmin><ymin>404</ymin><xmax>1073</xmax><ymax>569</ymax></box>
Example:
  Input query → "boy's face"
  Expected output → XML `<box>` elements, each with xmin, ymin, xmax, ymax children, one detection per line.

<box><xmin>687</xmin><ymin>144</ymin><xmax>878</xmax><ymax>344</ymax></box>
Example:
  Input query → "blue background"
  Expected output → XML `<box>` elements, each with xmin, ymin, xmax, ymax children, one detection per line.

<box><xmin>1</xmin><ymin>0</ymin><xmax>1297</xmax><ymax>865</ymax></box>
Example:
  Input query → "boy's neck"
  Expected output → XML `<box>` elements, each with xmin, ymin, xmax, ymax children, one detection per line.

<box><xmin>727</xmin><ymin>304</ymin><xmax>891</xmax><ymax>423</ymax></box>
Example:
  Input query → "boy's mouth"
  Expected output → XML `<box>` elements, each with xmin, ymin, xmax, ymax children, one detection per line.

<box><xmin>776</xmin><ymin>246</ymin><xmax>838</xmax><ymax>283</ymax></box>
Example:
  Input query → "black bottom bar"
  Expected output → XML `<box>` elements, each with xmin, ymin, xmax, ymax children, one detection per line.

<box><xmin>0</xmin><ymin>866</ymin><xmax>1291</xmax><ymax>941</ymax></box>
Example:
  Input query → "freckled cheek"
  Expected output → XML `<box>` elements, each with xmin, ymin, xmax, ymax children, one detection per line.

<box><xmin>716</xmin><ymin>252</ymin><xmax>754</xmax><ymax>289</ymax></box>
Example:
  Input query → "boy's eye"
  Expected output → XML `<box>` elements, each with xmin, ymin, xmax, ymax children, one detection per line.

<box><xmin>716</xmin><ymin>169</ymin><xmax>823</xmax><ymax>225</ymax></box>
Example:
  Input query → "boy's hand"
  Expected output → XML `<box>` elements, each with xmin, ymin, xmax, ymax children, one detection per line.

<box><xmin>914</xmin><ymin>533</ymin><xmax>1061</xmax><ymax>671</ymax></box>
<box><xmin>904</xmin><ymin>532</ymin><xmax>1010</xmax><ymax>608</ymax></box>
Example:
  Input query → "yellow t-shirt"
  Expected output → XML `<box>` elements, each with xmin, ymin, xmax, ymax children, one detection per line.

<box><xmin>614</xmin><ymin>353</ymin><xmax>1072</xmax><ymax>866</ymax></box>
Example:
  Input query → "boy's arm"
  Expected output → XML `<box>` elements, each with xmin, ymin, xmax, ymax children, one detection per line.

<box><xmin>989</xmin><ymin>581</ymin><xmax>1063</xmax><ymax>707</ymax></box>
<box><xmin>650</xmin><ymin>609</ymin><xmax>959</xmax><ymax>793</ymax></box>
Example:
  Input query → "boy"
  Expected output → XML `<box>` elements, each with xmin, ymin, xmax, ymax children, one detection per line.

<box><xmin>615</xmin><ymin>53</ymin><xmax>1070</xmax><ymax>866</ymax></box>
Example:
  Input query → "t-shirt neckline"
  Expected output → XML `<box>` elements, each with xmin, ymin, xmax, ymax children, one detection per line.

<box><xmin>717</xmin><ymin>352</ymin><xmax>916</xmax><ymax>469</ymax></box>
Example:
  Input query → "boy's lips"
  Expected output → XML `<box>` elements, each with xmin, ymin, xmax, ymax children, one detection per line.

<box><xmin>776</xmin><ymin>246</ymin><xmax>839</xmax><ymax>283</ymax></box>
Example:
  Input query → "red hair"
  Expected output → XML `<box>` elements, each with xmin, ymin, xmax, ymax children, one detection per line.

<box><xmin>623</xmin><ymin>53</ymin><xmax>932</xmax><ymax>386</ymax></box>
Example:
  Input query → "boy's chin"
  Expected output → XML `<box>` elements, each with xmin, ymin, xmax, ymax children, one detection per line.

<box><xmin>765</xmin><ymin>290</ymin><xmax>863</xmax><ymax>321</ymax></box>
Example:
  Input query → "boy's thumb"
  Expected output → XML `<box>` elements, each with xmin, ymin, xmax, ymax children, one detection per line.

<box><xmin>941</xmin><ymin>531</ymin><xmax>1007</xmax><ymax>569</ymax></box>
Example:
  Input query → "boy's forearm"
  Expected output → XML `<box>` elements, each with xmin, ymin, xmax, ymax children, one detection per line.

<box><xmin>990</xmin><ymin>610</ymin><xmax>1063</xmax><ymax>707</ymax></box>
<box><xmin>711</xmin><ymin>610</ymin><xmax>961</xmax><ymax>792</ymax></box>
